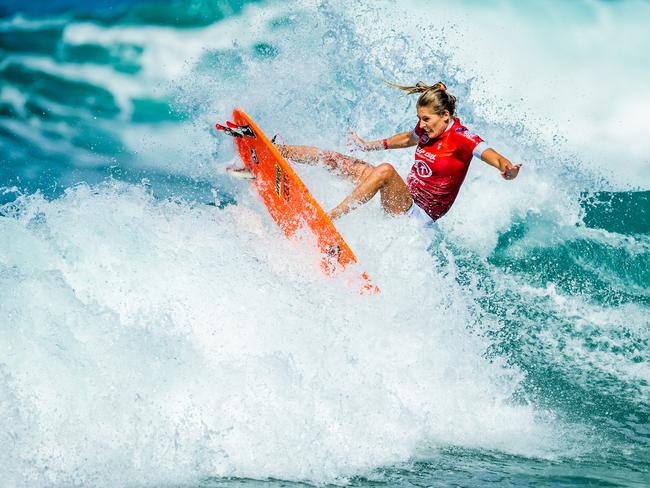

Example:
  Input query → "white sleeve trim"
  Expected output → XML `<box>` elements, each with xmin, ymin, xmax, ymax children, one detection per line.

<box><xmin>472</xmin><ymin>141</ymin><xmax>489</xmax><ymax>159</ymax></box>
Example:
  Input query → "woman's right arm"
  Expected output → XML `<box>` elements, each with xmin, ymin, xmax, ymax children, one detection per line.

<box><xmin>348</xmin><ymin>130</ymin><xmax>418</xmax><ymax>151</ymax></box>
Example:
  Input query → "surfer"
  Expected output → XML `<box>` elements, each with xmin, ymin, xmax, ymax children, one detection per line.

<box><xmin>277</xmin><ymin>81</ymin><xmax>521</xmax><ymax>224</ymax></box>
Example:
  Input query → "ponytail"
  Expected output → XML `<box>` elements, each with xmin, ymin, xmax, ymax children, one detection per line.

<box><xmin>386</xmin><ymin>80</ymin><xmax>456</xmax><ymax>116</ymax></box>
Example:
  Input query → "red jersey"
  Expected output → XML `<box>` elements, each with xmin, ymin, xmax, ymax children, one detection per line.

<box><xmin>406</xmin><ymin>118</ymin><xmax>485</xmax><ymax>220</ymax></box>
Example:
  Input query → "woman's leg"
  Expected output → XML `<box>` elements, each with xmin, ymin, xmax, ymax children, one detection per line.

<box><xmin>329</xmin><ymin>163</ymin><xmax>413</xmax><ymax>220</ymax></box>
<box><xmin>276</xmin><ymin>145</ymin><xmax>412</xmax><ymax>219</ymax></box>
<box><xmin>276</xmin><ymin>144</ymin><xmax>373</xmax><ymax>184</ymax></box>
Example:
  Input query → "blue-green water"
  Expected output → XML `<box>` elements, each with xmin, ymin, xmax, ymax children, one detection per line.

<box><xmin>1</xmin><ymin>1</ymin><xmax>648</xmax><ymax>487</ymax></box>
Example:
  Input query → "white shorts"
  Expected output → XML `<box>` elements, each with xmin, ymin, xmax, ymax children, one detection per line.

<box><xmin>406</xmin><ymin>201</ymin><xmax>434</xmax><ymax>226</ymax></box>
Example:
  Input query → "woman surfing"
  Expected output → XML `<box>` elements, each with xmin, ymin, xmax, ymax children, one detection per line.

<box><xmin>277</xmin><ymin>81</ymin><xmax>521</xmax><ymax>224</ymax></box>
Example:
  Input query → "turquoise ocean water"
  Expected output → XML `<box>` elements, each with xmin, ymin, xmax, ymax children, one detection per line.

<box><xmin>1</xmin><ymin>1</ymin><xmax>648</xmax><ymax>486</ymax></box>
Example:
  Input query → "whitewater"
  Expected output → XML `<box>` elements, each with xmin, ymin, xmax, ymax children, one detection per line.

<box><xmin>0</xmin><ymin>1</ymin><xmax>648</xmax><ymax>487</ymax></box>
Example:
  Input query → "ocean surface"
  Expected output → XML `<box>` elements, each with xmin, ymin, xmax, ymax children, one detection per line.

<box><xmin>1</xmin><ymin>0</ymin><xmax>648</xmax><ymax>487</ymax></box>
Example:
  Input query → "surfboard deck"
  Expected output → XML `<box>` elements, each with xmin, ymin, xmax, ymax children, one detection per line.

<box><xmin>218</xmin><ymin>108</ymin><xmax>377</xmax><ymax>292</ymax></box>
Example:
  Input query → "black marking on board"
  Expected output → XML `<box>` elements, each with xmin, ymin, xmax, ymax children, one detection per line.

<box><xmin>239</xmin><ymin>125</ymin><xmax>256</xmax><ymax>138</ymax></box>
<box><xmin>275</xmin><ymin>164</ymin><xmax>282</xmax><ymax>197</ymax></box>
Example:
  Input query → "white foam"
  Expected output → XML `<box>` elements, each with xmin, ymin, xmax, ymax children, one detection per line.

<box><xmin>0</xmin><ymin>183</ymin><xmax>574</xmax><ymax>486</ymax></box>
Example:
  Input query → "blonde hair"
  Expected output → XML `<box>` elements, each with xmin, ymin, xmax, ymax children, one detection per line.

<box><xmin>387</xmin><ymin>80</ymin><xmax>456</xmax><ymax>116</ymax></box>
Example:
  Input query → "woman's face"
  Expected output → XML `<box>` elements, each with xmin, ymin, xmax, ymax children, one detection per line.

<box><xmin>417</xmin><ymin>105</ymin><xmax>451</xmax><ymax>140</ymax></box>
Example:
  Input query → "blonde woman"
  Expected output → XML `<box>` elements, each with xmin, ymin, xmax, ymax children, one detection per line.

<box><xmin>277</xmin><ymin>82</ymin><xmax>521</xmax><ymax>224</ymax></box>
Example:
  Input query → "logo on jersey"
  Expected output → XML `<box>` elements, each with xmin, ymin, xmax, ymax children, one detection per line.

<box><xmin>415</xmin><ymin>145</ymin><xmax>436</xmax><ymax>163</ymax></box>
<box><xmin>462</xmin><ymin>129</ymin><xmax>479</xmax><ymax>141</ymax></box>
<box><xmin>414</xmin><ymin>160</ymin><xmax>433</xmax><ymax>178</ymax></box>
<box><xmin>419</xmin><ymin>133</ymin><xmax>430</xmax><ymax>144</ymax></box>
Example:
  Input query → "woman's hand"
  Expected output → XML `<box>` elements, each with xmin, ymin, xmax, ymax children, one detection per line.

<box><xmin>347</xmin><ymin>130</ymin><xmax>416</xmax><ymax>151</ymax></box>
<box><xmin>347</xmin><ymin>131</ymin><xmax>372</xmax><ymax>151</ymax></box>
<box><xmin>481</xmin><ymin>149</ymin><xmax>521</xmax><ymax>180</ymax></box>
<box><xmin>501</xmin><ymin>163</ymin><xmax>522</xmax><ymax>180</ymax></box>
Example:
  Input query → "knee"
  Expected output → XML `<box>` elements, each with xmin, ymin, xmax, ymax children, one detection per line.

<box><xmin>373</xmin><ymin>163</ymin><xmax>397</xmax><ymax>182</ymax></box>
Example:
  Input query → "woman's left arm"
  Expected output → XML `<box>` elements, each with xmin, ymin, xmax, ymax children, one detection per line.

<box><xmin>480</xmin><ymin>148</ymin><xmax>522</xmax><ymax>180</ymax></box>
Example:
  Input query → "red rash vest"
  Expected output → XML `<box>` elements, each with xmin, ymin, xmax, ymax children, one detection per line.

<box><xmin>406</xmin><ymin>118</ymin><xmax>486</xmax><ymax>221</ymax></box>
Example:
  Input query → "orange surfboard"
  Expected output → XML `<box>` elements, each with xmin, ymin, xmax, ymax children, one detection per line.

<box><xmin>218</xmin><ymin>108</ymin><xmax>377</xmax><ymax>292</ymax></box>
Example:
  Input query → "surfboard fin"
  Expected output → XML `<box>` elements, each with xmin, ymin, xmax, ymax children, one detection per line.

<box><xmin>215</xmin><ymin>123</ymin><xmax>244</xmax><ymax>138</ymax></box>
<box><xmin>226</xmin><ymin>121</ymin><xmax>256</xmax><ymax>139</ymax></box>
